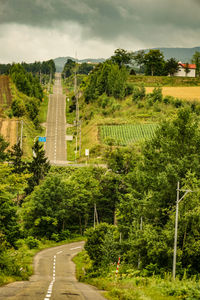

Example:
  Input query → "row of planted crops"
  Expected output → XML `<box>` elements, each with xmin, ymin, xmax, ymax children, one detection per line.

<box><xmin>100</xmin><ymin>123</ymin><xmax>158</xmax><ymax>146</ymax></box>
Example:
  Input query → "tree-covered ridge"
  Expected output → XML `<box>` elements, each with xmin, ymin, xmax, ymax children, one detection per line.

<box><xmin>0</xmin><ymin>59</ymin><xmax>56</xmax><ymax>77</ymax></box>
<box><xmin>10</xmin><ymin>64</ymin><xmax>43</xmax><ymax>100</ymax></box>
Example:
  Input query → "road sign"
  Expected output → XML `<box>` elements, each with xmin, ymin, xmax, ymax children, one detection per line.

<box><xmin>85</xmin><ymin>149</ymin><xmax>89</xmax><ymax>156</ymax></box>
<box><xmin>38</xmin><ymin>137</ymin><xmax>46</xmax><ymax>142</ymax></box>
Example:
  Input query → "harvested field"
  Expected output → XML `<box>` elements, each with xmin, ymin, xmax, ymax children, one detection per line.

<box><xmin>146</xmin><ymin>87</ymin><xmax>200</xmax><ymax>101</ymax></box>
<box><xmin>0</xmin><ymin>119</ymin><xmax>18</xmax><ymax>148</ymax></box>
<box><xmin>0</xmin><ymin>75</ymin><xmax>12</xmax><ymax>114</ymax></box>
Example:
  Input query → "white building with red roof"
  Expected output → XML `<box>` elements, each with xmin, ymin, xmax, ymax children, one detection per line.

<box><xmin>174</xmin><ymin>62</ymin><xmax>196</xmax><ymax>77</ymax></box>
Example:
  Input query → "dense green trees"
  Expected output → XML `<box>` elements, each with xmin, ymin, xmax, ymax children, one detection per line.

<box><xmin>10</xmin><ymin>64</ymin><xmax>43</xmax><ymax>101</ymax></box>
<box><xmin>62</xmin><ymin>59</ymin><xmax>76</xmax><ymax>78</ymax></box>
<box><xmin>144</xmin><ymin>49</ymin><xmax>165</xmax><ymax>76</ymax></box>
<box><xmin>132</xmin><ymin>50</ymin><xmax>179</xmax><ymax>76</ymax></box>
<box><xmin>22</xmin><ymin>175</ymin><xmax>69</xmax><ymax>238</ymax></box>
<box><xmin>0</xmin><ymin>59</ymin><xmax>56</xmax><ymax>79</ymax></box>
<box><xmin>111</xmin><ymin>48</ymin><xmax>133</xmax><ymax>68</ymax></box>
<box><xmin>77</xmin><ymin>63</ymin><xmax>94</xmax><ymax>75</ymax></box>
<box><xmin>165</xmin><ymin>58</ymin><xmax>179</xmax><ymax>76</ymax></box>
<box><xmin>0</xmin><ymin>163</ymin><xmax>28</xmax><ymax>246</ymax></box>
<box><xmin>84</xmin><ymin>60</ymin><xmax>128</xmax><ymax>102</ymax></box>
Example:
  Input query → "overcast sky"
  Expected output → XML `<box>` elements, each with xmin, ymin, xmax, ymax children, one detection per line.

<box><xmin>0</xmin><ymin>0</ymin><xmax>200</xmax><ymax>63</ymax></box>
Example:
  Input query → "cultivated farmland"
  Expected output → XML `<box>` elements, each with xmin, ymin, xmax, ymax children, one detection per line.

<box><xmin>0</xmin><ymin>119</ymin><xmax>18</xmax><ymax>148</ymax></box>
<box><xmin>0</xmin><ymin>75</ymin><xmax>12</xmax><ymax>114</ymax></box>
<box><xmin>146</xmin><ymin>86</ymin><xmax>200</xmax><ymax>101</ymax></box>
<box><xmin>100</xmin><ymin>124</ymin><xmax>158</xmax><ymax>146</ymax></box>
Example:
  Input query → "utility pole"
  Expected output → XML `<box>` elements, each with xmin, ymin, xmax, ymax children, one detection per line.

<box><xmin>49</xmin><ymin>72</ymin><xmax>52</xmax><ymax>92</ymax></box>
<box><xmin>138</xmin><ymin>216</ymin><xmax>143</xmax><ymax>269</ymax></box>
<box><xmin>173</xmin><ymin>182</ymin><xmax>193</xmax><ymax>280</ymax></box>
<box><xmin>74</xmin><ymin>53</ymin><xmax>81</xmax><ymax>158</ymax></box>
<box><xmin>20</xmin><ymin>120</ymin><xmax>23</xmax><ymax>150</ymax></box>
<box><xmin>40</xmin><ymin>70</ymin><xmax>42</xmax><ymax>85</ymax></box>
<box><xmin>79</xmin><ymin>120</ymin><xmax>81</xmax><ymax>157</ymax></box>
<box><xmin>75</xmin><ymin>136</ymin><xmax>77</xmax><ymax>162</ymax></box>
<box><xmin>94</xmin><ymin>203</ymin><xmax>99</xmax><ymax>228</ymax></box>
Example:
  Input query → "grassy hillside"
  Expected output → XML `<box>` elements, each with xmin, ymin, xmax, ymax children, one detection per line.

<box><xmin>63</xmin><ymin>74</ymin><xmax>200</xmax><ymax>163</ymax></box>
<box><xmin>0</xmin><ymin>75</ymin><xmax>50</xmax><ymax>158</ymax></box>
<box><xmin>128</xmin><ymin>75</ymin><xmax>200</xmax><ymax>87</ymax></box>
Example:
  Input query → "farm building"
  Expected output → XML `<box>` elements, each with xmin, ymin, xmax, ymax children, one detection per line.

<box><xmin>174</xmin><ymin>62</ymin><xmax>196</xmax><ymax>77</ymax></box>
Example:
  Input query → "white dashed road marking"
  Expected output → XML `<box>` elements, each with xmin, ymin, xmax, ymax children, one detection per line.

<box><xmin>70</xmin><ymin>246</ymin><xmax>82</xmax><ymax>250</ymax></box>
<box><xmin>44</xmin><ymin>255</ymin><xmax>57</xmax><ymax>300</ymax></box>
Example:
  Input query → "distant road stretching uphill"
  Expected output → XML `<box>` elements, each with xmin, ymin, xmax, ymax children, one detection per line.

<box><xmin>45</xmin><ymin>73</ymin><xmax>67</xmax><ymax>163</ymax></box>
<box><xmin>0</xmin><ymin>241</ymin><xmax>106</xmax><ymax>300</ymax></box>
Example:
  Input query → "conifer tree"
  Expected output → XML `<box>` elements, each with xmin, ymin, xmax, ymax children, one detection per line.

<box><xmin>26</xmin><ymin>140</ymin><xmax>50</xmax><ymax>194</ymax></box>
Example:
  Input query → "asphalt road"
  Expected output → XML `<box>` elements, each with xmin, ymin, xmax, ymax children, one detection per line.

<box><xmin>0</xmin><ymin>241</ymin><xmax>106</xmax><ymax>300</ymax></box>
<box><xmin>45</xmin><ymin>73</ymin><xmax>67</xmax><ymax>163</ymax></box>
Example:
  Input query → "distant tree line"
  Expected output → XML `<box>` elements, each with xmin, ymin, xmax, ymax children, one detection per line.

<box><xmin>0</xmin><ymin>59</ymin><xmax>56</xmax><ymax>77</ymax></box>
<box><xmin>62</xmin><ymin>59</ymin><xmax>94</xmax><ymax>79</ymax></box>
<box><xmin>133</xmin><ymin>49</ymin><xmax>200</xmax><ymax>77</ymax></box>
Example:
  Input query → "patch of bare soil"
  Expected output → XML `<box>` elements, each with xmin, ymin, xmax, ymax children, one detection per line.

<box><xmin>0</xmin><ymin>118</ymin><xmax>18</xmax><ymax>148</ymax></box>
<box><xmin>0</xmin><ymin>75</ymin><xmax>12</xmax><ymax>114</ymax></box>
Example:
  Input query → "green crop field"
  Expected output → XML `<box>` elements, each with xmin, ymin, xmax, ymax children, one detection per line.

<box><xmin>100</xmin><ymin>124</ymin><xmax>158</xmax><ymax>145</ymax></box>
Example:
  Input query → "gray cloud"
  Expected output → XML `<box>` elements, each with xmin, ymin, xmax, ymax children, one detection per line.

<box><xmin>0</xmin><ymin>0</ymin><xmax>200</xmax><ymax>62</ymax></box>
<box><xmin>1</xmin><ymin>0</ymin><xmax>200</xmax><ymax>40</ymax></box>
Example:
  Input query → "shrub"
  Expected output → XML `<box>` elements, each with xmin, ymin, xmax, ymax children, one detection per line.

<box><xmin>59</xmin><ymin>230</ymin><xmax>71</xmax><ymax>240</ymax></box>
<box><xmin>163</xmin><ymin>95</ymin><xmax>174</xmax><ymax>105</ymax></box>
<box><xmin>172</xmin><ymin>98</ymin><xmax>183</xmax><ymax>108</ymax></box>
<box><xmin>132</xmin><ymin>85</ymin><xmax>145</xmax><ymax>102</ymax></box>
<box><xmin>150</xmin><ymin>87</ymin><xmax>163</xmax><ymax>102</ymax></box>
<box><xmin>11</xmin><ymin>98</ymin><xmax>25</xmax><ymax>117</ymax></box>
<box><xmin>85</xmin><ymin>223</ymin><xmax>119</xmax><ymax>267</ymax></box>
<box><xmin>125</xmin><ymin>83</ymin><xmax>134</xmax><ymax>96</ymax></box>
<box><xmin>51</xmin><ymin>233</ymin><xmax>60</xmax><ymax>242</ymax></box>
<box><xmin>25</xmin><ymin>236</ymin><xmax>39</xmax><ymax>249</ymax></box>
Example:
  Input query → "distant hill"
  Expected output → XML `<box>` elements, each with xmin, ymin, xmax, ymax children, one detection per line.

<box><xmin>54</xmin><ymin>56</ymin><xmax>105</xmax><ymax>72</ymax></box>
<box><xmin>138</xmin><ymin>47</ymin><xmax>200</xmax><ymax>62</ymax></box>
<box><xmin>54</xmin><ymin>47</ymin><xmax>200</xmax><ymax>72</ymax></box>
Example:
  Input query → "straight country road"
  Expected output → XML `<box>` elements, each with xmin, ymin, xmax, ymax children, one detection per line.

<box><xmin>0</xmin><ymin>241</ymin><xmax>106</xmax><ymax>300</ymax></box>
<box><xmin>45</xmin><ymin>73</ymin><xmax>67</xmax><ymax>163</ymax></box>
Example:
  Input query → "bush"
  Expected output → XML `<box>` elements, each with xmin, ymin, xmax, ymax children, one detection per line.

<box><xmin>11</xmin><ymin>98</ymin><xmax>25</xmax><ymax>117</ymax></box>
<box><xmin>172</xmin><ymin>98</ymin><xmax>183</xmax><ymax>108</ymax></box>
<box><xmin>150</xmin><ymin>87</ymin><xmax>163</xmax><ymax>102</ymax></box>
<box><xmin>59</xmin><ymin>230</ymin><xmax>71</xmax><ymax>240</ymax></box>
<box><xmin>25</xmin><ymin>236</ymin><xmax>39</xmax><ymax>249</ymax></box>
<box><xmin>51</xmin><ymin>233</ymin><xmax>60</xmax><ymax>242</ymax></box>
<box><xmin>132</xmin><ymin>85</ymin><xmax>145</xmax><ymax>102</ymax></box>
<box><xmin>125</xmin><ymin>83</ymin><xmax>134</xmax><ymax>96</ymax></box>
<box><xmin>163</xmin><ymin>95</ymin><xmax>174</xmax><ymax>104</ymax></box>
<box><xmin>85</xmin><ymin>223</ymin><xmax>119</xmax><ymax>267</ymax></box>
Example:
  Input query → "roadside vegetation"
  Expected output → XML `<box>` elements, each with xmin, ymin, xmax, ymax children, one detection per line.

<box><xmin>62</xmin><ymin>49</ymin><xmax>200</xmax><ymax>299</ymax></box>
<box><xmin>1</xmin><ymin>48</ymin><xmax>200</xmax><ymax>300</ymax></box>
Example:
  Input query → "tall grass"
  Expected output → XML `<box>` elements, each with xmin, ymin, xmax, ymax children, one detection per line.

<box><xmin>74</xmin><ymin>251</ymin><xmax>200</xmax><ymax>300</ymax></box>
